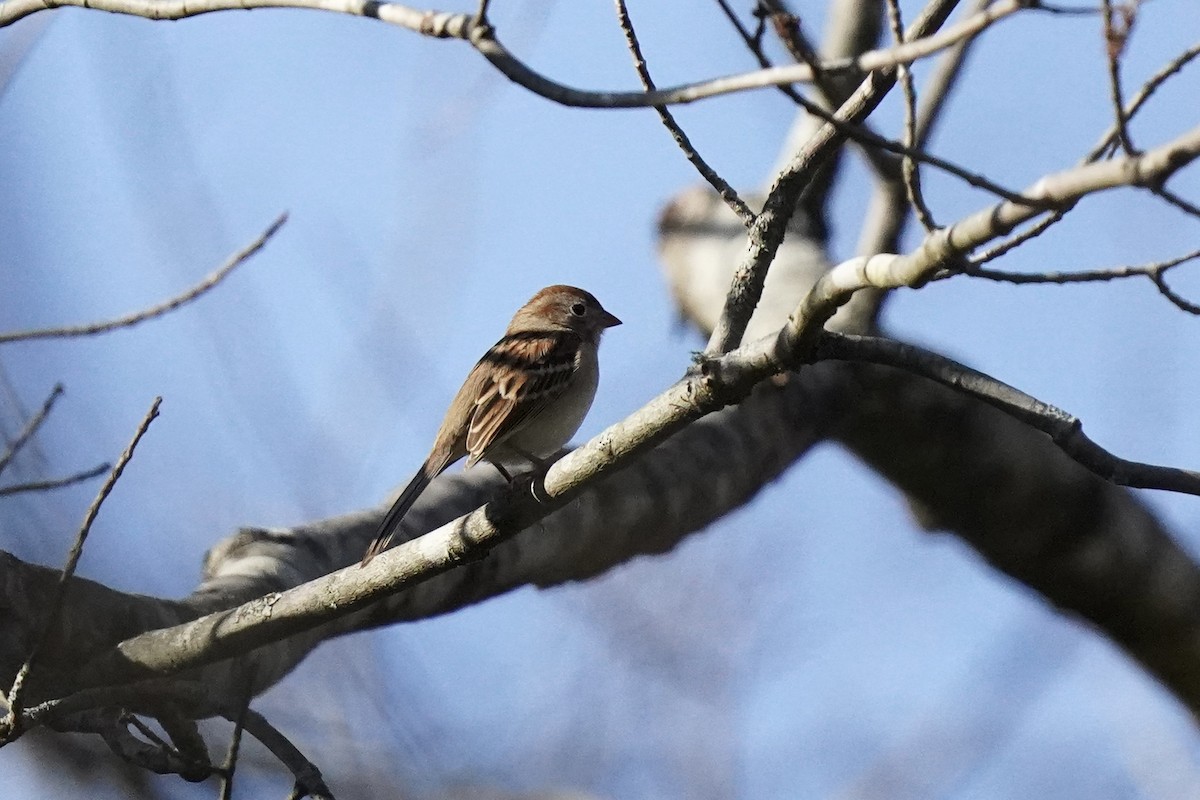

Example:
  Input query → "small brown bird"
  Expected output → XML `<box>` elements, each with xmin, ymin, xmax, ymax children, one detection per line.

<box><xmin>361</xmin><ymin>285</ymin><xmax>621</xmax><ymax>566</ymax></box>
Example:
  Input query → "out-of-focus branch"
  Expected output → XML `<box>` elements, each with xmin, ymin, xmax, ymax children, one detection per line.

<box><xmin>0</xmin><ymin>464</ymin><xmax>110</xmax><ymax>497</ymax></box>
<box><xmin>831</xmin><ymin>356</ymin><xmax>1200</xmax><ymax>714</ymax></box>
<box><xmin>658</xmin><ymin>191</ymin><xmax>1200</xmax><ymax>716</ymax></box>
<box><xmin>241</xmin><ymin>709</ymin><xmax>333</xmax><ymax>800</ymax></box>
<box><xmin>0</xmin><ymin>358</ymin><xmax>840</xmax><ymax>695</ymax></box>
<box><xmin>0</xmin><ymin>214</ymin><xmax>287</xmax><ymax>345</ymax></box>
<box><xmin>0</xmin><ymin>383</ymin><xmax>62</xmax><ymax>475</ymax></box>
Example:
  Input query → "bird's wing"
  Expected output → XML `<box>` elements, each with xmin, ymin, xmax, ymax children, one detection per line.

<box><xmin>465</xmin><ymin>330</ymin><xmax>581</xmax><ymax>465</ymax></box>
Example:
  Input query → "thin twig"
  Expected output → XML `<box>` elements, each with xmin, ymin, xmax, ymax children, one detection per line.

<box><xmin>615</xmin><ymin>0</ymin><xmax>755</xmax><ymax>226</ymax></box>
<box><xmin>1036</xmin><ymin>1</ymin><xmax>1103</xmax><ymax>14</ymax></box>
<box><xmin>815</xmin><ymin>331</ymin><xmax>1200</xmax><ymax>494</ymax></box>
<box><xmin>956</xmin><ymin>248</ymin><xmax>1200</xmax><ymax>313</ymax></box>
<box><xmin>0</xmin><ymin>397</ymin><xmax>161</xmax><ymax>741</ymax></box>
<box><xmin>1150</xmin><ymin>267</ymin><xmax>1200</xmax><ymax>315</ymax></box>
<box><xmin>0</xmin><ymin>383</ymin><xmax>63</xmax><ymax>475</ymax></box>
<box><xmin>218</xmin><ymin>694</ymin><xmax>251</xmax><ymax>800</ymax></box>
<box><xmin>787</xmin><ymin>123</ymin><xmax>1200</xmax><ymax>348</ymax></box>
<box><xmin>713</xmin><ymin>0</ymin><xmax>822</xmax><ymax>107</ymax></box>
<box><xmin>959</xmin><ymin>247</ymin><xmax>1200</xmax><ymax>285</ymax></box>
<box><xmin>1153</xmin><ymin>186</ymin><xmax>1200</xmax><ymax>220</ymax></box>
<box><xmin>1089</xmin><ymin>40</ymin><xmax>1200</xmax><ymax>161</ymax></box>
<box><xmin>0</xmin><ymin>463</ymin><xmax>111</xmax><ymax>497</ymax></box>
<box><xmin>1100</xmin><ymin>0</ymin><xmax>1137</xmax><ymax>154</ymax></box>
<box><xmin>239</xmin><ymin>709</ymin><xmax>333</xmax><ymax>800</ymax></box>
<box><xmin>0</xmin><ymin>213</ymin><xmax>287</xmax><ymax>345</ymax></box>
<box><xmin>968</xmin><ymin>208</ymin><xmax>1069</xmax><ymax>265</ymax></box>
<box><xmin>731</xmin><ymin>0</ymin><xmax>1038</xmax><ymax>207</ymax></box>
<box><xmin>982</xmin><ymin>36</ymin><xmax>1197</xmax><ymax>263</ymax></box>
<box><xmin>856</xmin><ymin>0</ymin><xmax>990</xmax><ymax>259</ymax></box>
<box><xmin>885</xmin><ymin>0</ymin><xmax>939</xmax><ymax>230</ymax></box>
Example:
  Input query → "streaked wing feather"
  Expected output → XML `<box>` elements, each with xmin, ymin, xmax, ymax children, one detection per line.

<box><xmin>465</xmin><ymin>331</ymin><xmax>579</xmax><ymax>464</ymax></box>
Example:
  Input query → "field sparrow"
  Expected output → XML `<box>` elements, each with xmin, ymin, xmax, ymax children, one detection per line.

<box><xmin>361</xmin><ymin>285</ymin><xmax>621</xmax><ymax>566</ymax></box>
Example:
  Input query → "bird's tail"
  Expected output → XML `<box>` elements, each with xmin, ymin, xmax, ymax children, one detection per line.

<box><xmin>361</xmin><ymin>453</ymin><xmax>450</xmax><ymax>567</ymax></box>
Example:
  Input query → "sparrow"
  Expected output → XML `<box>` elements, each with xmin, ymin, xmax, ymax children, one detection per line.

<box><xmin>361</xmin><ymin>285</ymin><xmax>621</xmax><ymax>566</ymax></box>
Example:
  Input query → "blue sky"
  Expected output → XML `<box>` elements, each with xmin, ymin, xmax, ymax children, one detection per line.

<box><xmin>1</xmin><ymin>1</ymin><xmax>1199</xmax><ymax>797</ymax></box>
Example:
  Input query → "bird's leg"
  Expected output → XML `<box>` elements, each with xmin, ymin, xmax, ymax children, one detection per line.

<box><xmin>502</xmin><ymin>446</ymin><xmax>558</xmax><ymax>504</ymax></box>
<box><xmin>490</xmin><ymin>462</ymin><xmax>515</xmax><ymax>483</ymax></box>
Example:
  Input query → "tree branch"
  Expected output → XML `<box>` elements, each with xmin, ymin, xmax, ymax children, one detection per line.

<box><xmin>0</xmin><ymin>383</ymin><xmax>62</xmax><ymax>475</ymax></box>
<box><xmin>0</xmin><ymin>0</ymin><xmax>1030</xmax><ymax>108</ymax></box>
<box><xmin>1</xmin><ymin>398</ymin><xmax>161</xmax><ymax>740</ymax></box>
<box><xmin>816</xmin><ymin>331</ymin><xmax>1200</xmax><ymax>494</ymax></box>
<box><xmin>0</xmin><ymin>213</ymin><xmax>286</xmax><ymax>345</ymax></box>
<box><xmin>614</xmin><ymin>0</ymin><xmax>755</xmax><ymax>226</ymax></box>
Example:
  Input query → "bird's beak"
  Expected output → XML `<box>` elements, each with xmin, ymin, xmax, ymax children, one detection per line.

<box><xmin>598</xmin><ymin>308</ymin><xmax>622</xmax><ymax>328</ymax></box>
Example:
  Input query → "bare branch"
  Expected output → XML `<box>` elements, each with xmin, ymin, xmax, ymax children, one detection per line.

<box><xmin>731</xmin><ymin>1</ymin><xmax>1039</xmax><ymax>208</ymax></box>
<box><xmin>1100</xmin><ymin>0</ymin><xmax>1138</xmax><ymax>154</ymax></box>
<box><xmin>1153</xmin><ymin>185</ymin><xmax>1200</xmax><ymax>220</ymax></box>
<box><xmin>954</xmin><ymin>247</ymin><xmax>1200</xmax><ymax>316</ymax></box>
<box><xmin>615</xmin><ymin>0</ymin><xmax>755</xmax><ymax>226</ymax></box>
<box><xmin>0</xmin><ymin>397</ymin><xmax>161</xmax><ymax>740</ymax></box>
<box><xmin>0</xmin><ymin>383</ymin><xmax>63</xmax><ymax>475</ymax></box>
<box><xmin>240</xmin><ymin>709</ymin><xmax>333</xmax><ymax>800</ymax></box>
<box><xmin>981</xmin><ymin>37</ymin><xmax>1198</xmax><ymax>263</ymax></box>
<box><xmin>0</xmin><ymin>213</ymin><xmax>287</xmax><ymax>345</ymax></box>
<box><xmin>968</xmin><ymin>208</ymin><xmax>1069</xmax><ymax>264</ymax></box>
<box><xmin>787</xmin><ymin>123</ymin><xmax>1200</xmax><ymax>343</ymax></box>
<box><xmin>91</xmin><ymin>711</ymin><xmax>212</xmax><ymax>780</ymax></box>
<box><xmin>816</xmin><ymin>331</ymin><xmax>1200</xmax><ymax>494</ymax></box>
<box><xmin>218</xmin><ymin>699</ymin><xmax>249</xmax><ymax>800</ymax></box>
<box><xmin>856</xmin><ymin>0</ymin><xmax>989</xmax><ymax>260</ymax></box>
<box><xmin>0</xmin><ymin>0</ymin><xmax>1030</xmax><ymax>107</ymax></box>
<box><xmin>0</xmin><ymin>463</ymin><xmax>111</xmax><ymax>497</ymax></box>
<box><xmin>885</xmin><ymin>0</ymin><xmax>939</xmax><ymax>231</ymax></box>
<box><xmin>478</xmin><ymin>0</ymin><xmax>1024</xmax><ymax>107</ymax></box>
<box><xmin>1090</xmin><ymin>40</ymin><xmax>1200</xmax><ymax>160</ymax></box>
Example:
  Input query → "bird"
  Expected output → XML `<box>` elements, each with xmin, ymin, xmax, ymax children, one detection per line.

<box><xmin>361</xmin><ymin>285</ymin><xmax>621</xmax><ymax>566</ymax></box>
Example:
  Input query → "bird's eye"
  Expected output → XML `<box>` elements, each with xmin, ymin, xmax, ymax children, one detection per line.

<box><xmin>570</xmin><ymin>302</ymin><xmax>587</xmax><ymax>317</ymax></box>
